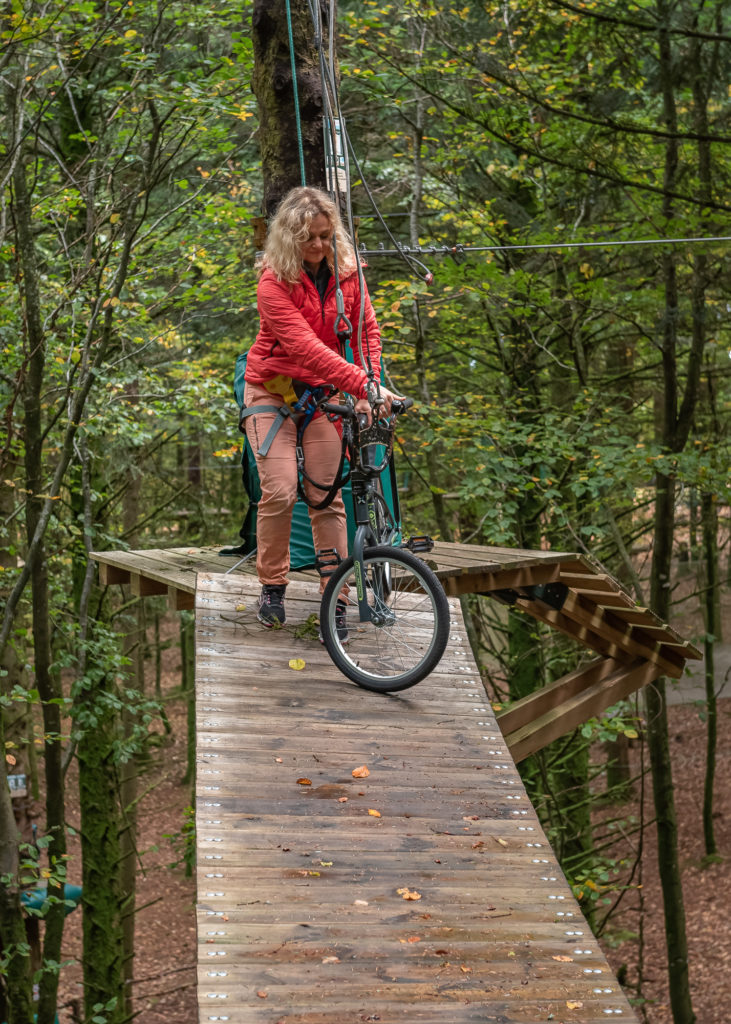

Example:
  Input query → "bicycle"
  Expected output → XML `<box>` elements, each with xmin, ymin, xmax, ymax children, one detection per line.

<box><xmin>315</xmin><ymin>394</ymin><xmax>450</xmax><ymax>693</ymax></box>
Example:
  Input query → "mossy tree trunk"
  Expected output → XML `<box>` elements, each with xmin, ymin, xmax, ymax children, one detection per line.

<box><xmin>0</xmin><ymin>713</ymin><xmax>34</xmax><ymax>1024</ymax></box>
<box><xmin>252</xmin><ymin>0</ymin><xmax>330</xmax><ymax>214</ymax></box>
<box><xmin>12</xmin><ymin>143</ymin><xmax>67</xmax><ymax>1024</ymax></box>
<box><xmin>77</xmin><ymin>702</ymin><xmax>125</xmax><ymax>1024</ymax></box>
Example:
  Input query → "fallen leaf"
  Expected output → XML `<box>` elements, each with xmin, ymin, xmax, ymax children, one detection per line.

<box><xmin>460</xmin><ymin>965</ymin><xmax>472</xmax><ymax>973</ymax></box>
<box><xmin>552</xmin><ymin>955</ymin><xmax>574</xmax><ymax>962</ymax></box>
<box><xmin>352</xmin><ymin>765</ymin><xmax>370</xmax><ymax>778</ymax></box>
<box><xmin>471</xmin><ymin>841</ymin><xmax>485</xmax><ymax>849</ymax></box>
<box><xmin>320</xmin><ymin>860</ymin><xmax>333</xmax><ymax>867</ymax></box>
<box><xmin>321</xmin><ymin>955</ymin><xmax>340</xmax><ymax>964</ymax></box>
<box><xmin>235</xmin><ymin>603</ymin><xmax>247</xmax><ymax>611</ymax></box>
<box><xmin>354</xmin><ymin>899</ymin><xmax>369</xmax><ymax>906</ymax></box>
<box><xmin>495</xmin><ymin>837</ymin><xmax>508</xmax><ymax>847</ymax></box>
<box><xmin>257</xmin><ymin>990</ymin><xmax>268</xmax><ymax>998</ymax></box>
<box><xmin>297</xmin><ymin>777</ymin><xmax>312</xmax><ymax>786</ymax></box>
<box><xmin>274</xmin><ymin>757</ymin><xmax>283</xmax><ymax>763</ymax></box>
<box><xmin>406</xmin><ymin>935</ymin><xmax>421</xmax><ymax>943</ymax></box>
<box><xmin>368</xmin><ymin>808</ymin><xmax>381</xmax><ymax>817</ymax></box>
<box><xmin>397</xmin><ymin>888</ymin><xmax>422</xmax><ymax>901</ymax></box>
<box><xmin>462</xmin><ymin>815</ymin><xmax>479</xmax><ymax>821</ymax></box>
<box><xmin>289</xmin><ymin>658</ymin><xmax>306</xmax><ymax>670</ymax></box>
<box><xmin>338</xmin><ymin>796</ymin><xmax>348</xmax><ymax>803</ymax></box>
<box><xmin>566</xmin><ymin>1000</ymin><xmax>583</xmax><ymax>1009</ymax></box>
<box><xmin>507</xmin><ymin>950</ymin><xmax>516</xmax><ymax>957</ymax></box>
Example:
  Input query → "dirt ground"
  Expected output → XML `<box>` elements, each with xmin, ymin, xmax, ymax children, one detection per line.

<box><xmin>51</xmin><ymin>615</ymin><xmax>729</xmax><ymax>1024</ymax></box>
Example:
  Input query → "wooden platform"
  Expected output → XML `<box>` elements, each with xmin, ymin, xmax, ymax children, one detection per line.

<box><xmin>92</xmin><ymin>542</ymin><xmax>700</xmax><ymax>762</ymax></box>
<box><xmin>92</xmin><ymin>542</ymin><xmax>700</xmax><ymax>671</ymax></box>
<box><xmin>194</xmin><ymin>574</ymin><xmax>637</xmax><ymax>1023</ymax></box>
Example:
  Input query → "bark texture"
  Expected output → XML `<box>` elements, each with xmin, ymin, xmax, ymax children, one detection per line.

<box><xmin>252</xmin><ymin>0</ymin><xmax>329</xmax><ymax>213</ymax></box>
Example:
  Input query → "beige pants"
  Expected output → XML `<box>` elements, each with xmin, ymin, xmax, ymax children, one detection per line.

<box><xmin>243</xmin><ymin>382</ymin><xmax>348</xmax><ymax>591</ymax></box>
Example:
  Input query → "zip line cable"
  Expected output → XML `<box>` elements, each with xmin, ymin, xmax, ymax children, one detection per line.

<box><xmin>285</xmin><ymin>0</ymin><xmax>307</xmax><ymax>187</ymax></box>
<box><xmin>358</xmin><ymin>235</ymin><xmax>731</xmax><ymax>259</ymax></box>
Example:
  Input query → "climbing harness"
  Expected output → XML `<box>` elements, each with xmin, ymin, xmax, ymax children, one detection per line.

<box><xmin>238</xmin><ymin>384</ymin><xmax>351</xmax><ymax>511</ymax></box>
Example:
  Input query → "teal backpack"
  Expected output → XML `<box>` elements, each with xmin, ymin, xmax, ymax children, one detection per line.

<box><xmin>230</xmin><ymin>352</ymin><xmax>400</xmax><ymax>570</ymax></box>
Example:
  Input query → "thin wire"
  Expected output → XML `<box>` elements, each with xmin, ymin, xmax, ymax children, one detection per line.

<box><xmin>359</xmin><ymin>235</ymin><xmax>731</xmax><ymax>258</ymax></box>
<box><xmin>285</xmin><ymin>0</ymin><xmax>307</xmax><ymax>187</ymax></box>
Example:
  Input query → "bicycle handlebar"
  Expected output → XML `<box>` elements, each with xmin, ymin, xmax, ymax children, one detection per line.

<box><xmin>321</xmin><ymin>396</ymin><xmax>414</xmax><ymax>420</ymax></box>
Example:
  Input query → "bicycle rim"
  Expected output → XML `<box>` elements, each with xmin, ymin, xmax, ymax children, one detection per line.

<box><xmin>320</xmin><ymin>546</ymin><xmax>450</xmax><ymax>692</ymax></box>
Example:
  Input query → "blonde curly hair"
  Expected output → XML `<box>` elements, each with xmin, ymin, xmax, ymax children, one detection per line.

<box><xmin>261</xmin><ymin>186</ymin><xmax>357</xmax><ymax>283</ymax></box>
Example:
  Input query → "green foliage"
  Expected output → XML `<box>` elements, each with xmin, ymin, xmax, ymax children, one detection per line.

<box><xmin>164</xmin><ymin>805</ymin><xmax>196</xmax><ymax>877</ymax></box>
<box><xmin>1</xmin><ymin>0</ymin><xmax>728</xmax><ymax>1017</ymax></box>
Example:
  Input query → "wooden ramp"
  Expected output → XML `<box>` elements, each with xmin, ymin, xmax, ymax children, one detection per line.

<box><xmin>195</xmin><ymin>573</ymin><xmax>637</xmax><ymax>1023</ymax></box>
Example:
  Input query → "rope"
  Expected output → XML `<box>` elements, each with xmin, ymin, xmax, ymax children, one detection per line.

<box><xmin>285</xmin><ymin>0</ymin><xmax>307</xmax><ymax>187</ymax></box>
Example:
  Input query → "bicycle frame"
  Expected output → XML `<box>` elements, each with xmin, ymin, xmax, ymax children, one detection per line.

<box><xmin>322</xmin><ymin>400</ymin><xmax>405</xmax><ymax>625</ymax></box>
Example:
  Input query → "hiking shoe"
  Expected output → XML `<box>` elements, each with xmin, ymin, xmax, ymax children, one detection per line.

<box><xmin>258</xmin><ymin>585</ymin><xmax>286</xmax><ymax>627</ymax></box>
<box><xmin>320</xmin><ymin>600</ymin><xmax>349</xmax><ymax>645</ymax></box>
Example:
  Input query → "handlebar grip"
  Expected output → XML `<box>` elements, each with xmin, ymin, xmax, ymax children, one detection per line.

<box><xmin>321</xmin><ymin>402</ymin><xmax>354</xmax><ymax>419</ymax></box>
<box><xmin>391</xmin><ymin>397</ymin><xmax>414</xmax><ymax>415</ymax></box>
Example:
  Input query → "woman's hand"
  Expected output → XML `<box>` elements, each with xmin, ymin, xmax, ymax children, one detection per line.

<box><xmin>355</xmin><ymin>385</ymin><xmax>404</xmax><ymax>425</ymax></box>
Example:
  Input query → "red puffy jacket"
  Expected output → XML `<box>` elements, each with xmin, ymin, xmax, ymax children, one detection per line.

<box><xmin>245</xmin><ymin>264</ymin><xmax>381</xmax><ymax>401</ymax></box>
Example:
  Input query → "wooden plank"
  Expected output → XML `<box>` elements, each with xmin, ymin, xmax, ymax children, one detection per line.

<box><xmin>566</xmin><ymin>593</ymin><xmax>685</xmax><ymax>678</ymax></box>
<box><xmin>441</xmin><ymin>562</ymin><xmax>560</xmax><ymax>597</ymax></box>
<box><xmin>504</xmin><ymin>660</ymin><xmax>662</xmax><ymax>762</ymax></box>
<box><xmin>130</xmin><ymin>573</ymin><xmax>168</xmax><ymax>597</ymax></box>
<box><xmin>495</xmin><ymin>657</ymin><xmax>619</xmax><ymax>735</ymax></box>
<box><xmin>515</xmin><ymin>597</ymin><xmax>629</xmax><ymax>662</ymax></box>
<box><xmin>97</xmin><ymin>562</ymin><xmax>130</xmax><ymax>586</ymax></box>
<box><xmin>169</xmin><ymin>585</ymin><xmax>195</xmax><ymax>610</ymax></box>
<box><xmin>569</xmin><ymin>589</ymin><xmax>636</xmax><ymax>608</ymax></box>
<box><xmin>558</xmin><ymin>572</ymin><xmax>622</xmax><ymax>593</ymax></box>
<box><xmin>194</xmin><ymin>574</ymin><xmax>637</xmax><ymax>1024</ymax></box>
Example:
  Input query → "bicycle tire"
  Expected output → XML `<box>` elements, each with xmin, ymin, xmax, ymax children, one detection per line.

<box><xmin>320</xmin><ymin>545</ymin><xmax>450</xmax><ymax>692</ymax></box>
<box><xmin>373</xmin><ymin>483</ymin><xmax>397</xmax><ymax>545</ymax></box>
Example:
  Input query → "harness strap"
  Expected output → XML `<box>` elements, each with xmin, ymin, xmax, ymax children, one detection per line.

<box><xmin>240</xmin><ymin>389</ymin><xmax>348</xmax><ymax>510</ymax></box>
<box><xmin>239</xmin><ymin>403</ymin><xmax>296</xmax><ymax>457</ymax></box>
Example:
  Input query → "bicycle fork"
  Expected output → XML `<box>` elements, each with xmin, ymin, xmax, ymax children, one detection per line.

<box><xmin>351</xmin><ymin>478</ymin><xmax>395</xmax><ymax>627</ymax></box>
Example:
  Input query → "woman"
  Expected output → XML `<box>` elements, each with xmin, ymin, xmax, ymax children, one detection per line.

<box><xmin>243</xmin><ymin>186</ymin><xmax>400</xmax><ymax>628</ymax></box>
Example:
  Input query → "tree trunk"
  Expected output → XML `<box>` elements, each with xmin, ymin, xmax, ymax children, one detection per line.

<box><xmin>120</xmin><ymin>460</ymin><xmax>145</xmax><ymax>1019</ymax></box>
<box><xmin>12</xmin><ymin>142</ymin><xmax>67</xmax><ymax>1024</ymax></box>
<box><xmin>643</xmin><ymin>9</ymin><xmax>698</xmax><ymax>1021</ymax></box>
<box><xmin>701</xmin><ymin>491</ymin><xmax>719</xmax><ymax>858</ymax></box>
<box><xmin>252</xmin><ymin>0</ymin><xmax>330</xmax><ymax>213</ymax></box>
<box><xmin>78</xmin><ymin>702</ymin><xmax>125</xmax><ymax>1024</ymax></box>
<box><xmin>0</xmin><ymin>714</ymin><xmax>34</xmax><ymax>1024</ymax></box>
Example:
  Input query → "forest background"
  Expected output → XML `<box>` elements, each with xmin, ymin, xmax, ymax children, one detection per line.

<box><xmin>0</xmin><ymin>2</ymin><xmax>729</xmax><ymax>1024</ymax></box>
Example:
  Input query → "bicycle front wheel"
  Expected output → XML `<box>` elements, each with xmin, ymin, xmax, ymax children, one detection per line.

<box><xmin>320</xmin><ymin>545</ymin><xmax>450</xmax><ymax>692</ymax></box>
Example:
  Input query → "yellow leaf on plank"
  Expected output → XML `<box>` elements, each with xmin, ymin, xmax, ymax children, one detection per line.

<box><xmin>397</xmin><ymin>887</ymin><xmax>422</xmax><ymax>901</ymax></box>
<box><xmin>352</xmin><ymin>765</ymin><xmax>370</xmax><ymax>778</ymax></box>
<box><xmin>553</xmin><ymin>955</ymin><xmax>574</xmax><ymax>962</ymax></box>
<box><xmin>289</xmin><ymin>658</ymin><xmax>306</xmax><ymax>670</ymax></box>
<box><xmin>296</xmin><ymin>777</ymin><xmax>312</xmax><ymax>786</ymax></box>
<box><xmin>368</xmin><ymin>808</ymin><xmax>381</xmax><ymax>817</ymax></box>
<box><xmin>566</xmin><ymin>1000</ymin><xmax>583</xmax><ymax>1009</ymax></box>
